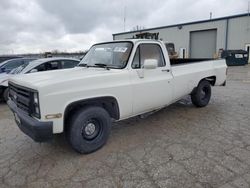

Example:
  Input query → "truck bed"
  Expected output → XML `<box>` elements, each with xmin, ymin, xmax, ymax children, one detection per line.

<box><xmin>170</xmin><ymin>58</ymin><xmax>214</xmax><ymax>65</ymax></box>
<box><xmin>170</xmin><ymin>59</ymin><xmax>227</xmax><ymax>101</ymax></box>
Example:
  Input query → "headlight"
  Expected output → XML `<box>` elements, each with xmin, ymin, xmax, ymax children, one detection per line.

<box><xmin>32</xmin><ymin>92</ymin><xmax>40</xmax><ymax>118</ymax></box>
<box><xmin>34</xmin><ymin>92</ymin><xmax>39</xmax><ymax>104</ymax></box>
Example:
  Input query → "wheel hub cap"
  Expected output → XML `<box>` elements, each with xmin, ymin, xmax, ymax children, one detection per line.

<box><xmin>84</xmin><ymin>123</ymin><xmax>96</xmax><ymax>136</ymax></box>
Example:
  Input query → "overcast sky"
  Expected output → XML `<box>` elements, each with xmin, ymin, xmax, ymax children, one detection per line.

<box><xmin>0</xmin><ymin>0</ymin><xmax>248</xmax><ymax>54</ymax></box>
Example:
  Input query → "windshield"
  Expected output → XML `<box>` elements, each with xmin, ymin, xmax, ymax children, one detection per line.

<box><xmin>9</xmin><ymin>62</ymin><xmax>29</xmax><ymax>74</ymax></box>
<box><xmin>79</xmin><ymin>42</ymin><xmax>133</xmax><ymax>69</ymax></box>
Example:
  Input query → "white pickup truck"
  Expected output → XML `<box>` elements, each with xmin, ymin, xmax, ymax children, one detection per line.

<box><xmin>7</xmin><ymin>39</ymin><xmax>227</xmax><ymax>153</ymax></box>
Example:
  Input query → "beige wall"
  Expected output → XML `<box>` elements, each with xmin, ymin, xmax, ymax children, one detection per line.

<box><xmin>227</xmin><ymin>16</ymin><xmax>250</xmax><ymax>50</ymax></box>
<box><xmin>114</xmin><ymin>15</ymin><xmax>250</xmax><ymax>57</ymax></box>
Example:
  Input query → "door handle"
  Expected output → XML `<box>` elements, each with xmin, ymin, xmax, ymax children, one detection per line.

<box><xmin>162</xmin><ymin>69</ymin><xmax>170</xmax><ymax>72</ymax></box>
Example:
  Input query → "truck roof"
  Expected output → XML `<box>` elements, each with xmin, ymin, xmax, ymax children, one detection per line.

<box><xmin>115</xmin><ymin>39</ymin><xmax>162</xmax><ymax>42</ymax></box>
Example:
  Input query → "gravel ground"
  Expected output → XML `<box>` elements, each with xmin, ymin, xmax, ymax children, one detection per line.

<box><xmin>0</xmin><ymin>65</ymin><xmax>250</xmax><ymax>188</ymax></box>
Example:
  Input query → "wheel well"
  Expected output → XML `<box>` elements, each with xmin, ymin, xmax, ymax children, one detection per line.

<box><xmin>203</xmin><ymin>76</ymin><xmax>216</xmax><ymax>86</ymax></box>
<box><xmin>191</xmin><ymin>76</ymin><xmax>216</xmax><ymax>95</ymax></box>
<box><xmin>64</xmin><ymin>96</ymin><xmax>120</xmax><ymax>129</ymax></box>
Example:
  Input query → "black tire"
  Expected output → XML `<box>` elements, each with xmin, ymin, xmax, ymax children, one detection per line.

<box><xmin>3</xmin><ymin>88</ymin><xmax>9</xmax><ymax>102</ymax></box>
<box><xmin>67</xmin><ymin>106</ymin><xmax>111</xmax><ymax>154</ymax></box>
<box><xmin>191</xmin><ymin>80</ymin><xmax>211</xmax><ymax>107</ymax></box>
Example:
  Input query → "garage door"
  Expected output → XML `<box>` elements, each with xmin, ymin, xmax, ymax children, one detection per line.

<box><xmin>190</xmin><ymin>29</ymin><xmax>217</xmax><ymax>58</ymax></box>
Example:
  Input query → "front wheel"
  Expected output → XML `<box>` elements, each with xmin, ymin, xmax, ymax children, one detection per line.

<box><xmin>67</xmin><ymin>106</ymin><xmax>111</xmax><ymax>154</ymax></box>
<box><xmin>191</xmin><ymin>80</ymin><xmax>211</xmax><ymax>107</ymax></box>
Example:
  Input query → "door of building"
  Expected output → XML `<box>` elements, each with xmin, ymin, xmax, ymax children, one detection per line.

<box><xmin>190</xmin><ymin>29</ymin><xmax>217</xmax><ymax>58</ymax></box>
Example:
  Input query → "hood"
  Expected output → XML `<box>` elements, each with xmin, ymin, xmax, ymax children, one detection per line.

<box><xmin>9</xmin><ymin>67</ymin><xmax>120</xmax><ymax>89</ymax></box>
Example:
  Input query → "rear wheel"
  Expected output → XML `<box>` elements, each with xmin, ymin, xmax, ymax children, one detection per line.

<box><xmin>3</xmin><ymin>88</ymin><xmax>9</xmax><ymax>102</ymax></box>
<box><xmin>67</xmin><ymin>106</ymin><xmax>111</xmax><ymax>154</ymax></box>
<box><xmin>191</xmin><ymin>80</ymin><xmax>211</xmax><ymax>107</ymax></box>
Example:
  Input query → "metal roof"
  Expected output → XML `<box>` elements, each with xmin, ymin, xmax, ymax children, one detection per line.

<box><xmin>113</xmin><ymin>13</ymin><xmax>250</xmax><ymax>36</ymax></box>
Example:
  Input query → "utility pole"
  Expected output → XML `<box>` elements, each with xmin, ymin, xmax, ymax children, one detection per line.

<box><xmin>210</xmin><ymin>12</ymin><xmax>212</xmax><ymax>20</ymax></box>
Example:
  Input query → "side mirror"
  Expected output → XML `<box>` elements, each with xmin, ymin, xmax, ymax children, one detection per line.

<box><xmin>136</xmin><ymin>59</ymin><xmax>158</xmax><ymax>79</ymax></box>
<box><xmin>143</xmin><ymin>59</ymin><xmax>158</xmax><ymax>69</ymax></box>
<box><xmin>30</xmin><ymin>69</ymin><xmax>38</xmax><ymax>73</ymax></box>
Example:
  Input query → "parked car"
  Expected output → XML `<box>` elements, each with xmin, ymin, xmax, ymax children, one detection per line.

<box><xmin>0</xmin><ymin>55</ymin><xmax>23</xmax><ymax>64</ymax></box>
<box><xmin>0</xmin><ymin>57</ymin><xmax>80</xmax><ymax>102</ymax></box>
<box><xmin>0</xmin><ymin>58</ymin><xmax>37</xmax><ymax>74</ymax></box>
<box><xmin>7</xmin><ymin>39</ymin><xmax>227</xmax><ymax>153</ymax></box>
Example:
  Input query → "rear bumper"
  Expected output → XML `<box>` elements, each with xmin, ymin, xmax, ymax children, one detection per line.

<box><xmin>7</xmin><ymin>100</ymin><xmax>53</xmax><ymax>142</ymax></box>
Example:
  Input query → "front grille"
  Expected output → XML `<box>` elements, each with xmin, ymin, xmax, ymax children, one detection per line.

<box><xmin>9</xmin><ymin>82</ymin><xmax>32</xmax><ymax>114</ymax></box>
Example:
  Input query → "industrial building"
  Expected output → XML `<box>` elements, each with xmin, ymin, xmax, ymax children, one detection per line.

<box><xmin>113</xmin><ymin>13</ymin><xmax>250</xmax><ymax>61</ymax></box>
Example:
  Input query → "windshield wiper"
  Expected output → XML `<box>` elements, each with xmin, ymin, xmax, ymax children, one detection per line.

<box><xmin>94</xmin><ymin>63</ymin><xmax>110</xmax><ymax>70</ymax></box>
<box><xmin>78</xmin><ymin>63</ymin><xmax>88</xmax><ymax>67</ymax></box>
<box><xmin>79</xmin><ymin>63</ymin><xmax>116</xmax><ymax>70</ymax></box>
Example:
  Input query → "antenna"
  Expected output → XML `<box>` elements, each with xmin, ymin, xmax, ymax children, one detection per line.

<box><xmin>123</xmin><ymin>0</ymin><xmax>126</xmax><ymax>31</ymax></box>
<box><xmin>210</xmin><ymin>12</ymin><xmax>212</xmax><ymax>19</ymax></box>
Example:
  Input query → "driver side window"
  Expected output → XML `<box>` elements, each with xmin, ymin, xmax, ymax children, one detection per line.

<box><xmin>35</xmin><ymin>64</ymin><xmax>46</xmax><ymax>72</ymax></box>
<box><xmin>32</xmin><ymin>61</ymin><xmax>61</xmax><ymax>72</ymax></box>
<box><xmin>131</xmin><ymin>44</ymin><xmax>165</xmax><ymax>69</ymax></box>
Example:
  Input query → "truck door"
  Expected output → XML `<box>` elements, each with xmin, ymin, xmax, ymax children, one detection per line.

<box><xmin>130</xmin><ymin>43</ymin><xmax>173</xmax><ymax>115</ymax></box>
